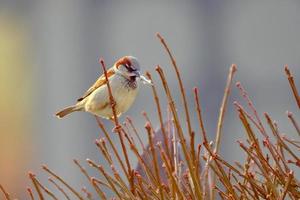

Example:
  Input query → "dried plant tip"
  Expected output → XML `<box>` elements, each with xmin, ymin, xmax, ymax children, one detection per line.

<box><xmin>156</xmin><ymin>32</ymin><xmax>163</xmax><ymax>40</ymax></box>
<box><xmin>286</xmin><ymin>110</ymin><xmax>293</xmax><ymax>117</ymax></box>
<box><xmin>82</xmin><ymin>187</ymin><xmax>93</xmax><ymax>200</ymax></box>
<box><xmin>126</xmin><ymin>116</ymin><xmax>132</xmax><ymax>123</ymax></box>
<box><xmin>28</xmin><ymin>172</ymin><xmax>44</xmax><ymax>200</ymax></box>
<box><xmin>145</xmin><ymin>122</ymin><xmax>151</xmax><ymax>130</ymax></box>
<box><xmin>98</xmin><ymin>58</ymin><xmax>105</xmax><ymax>65</ymax></box>
<box><xmin>286</xmin><ymin>110</ymin><xmax>300</xmax><ymax>136</ymax></box>
<box><xmin>27</xmin><ymin>187</ymin><xmax>34</xmax><ymax>200</ymax></box>
<box><xmin>284</xmin><ymin>65</ymin><xmax>300</xmax><ymax>108</ymax></box>
<box><xmin>193</xmin><ymin>86</ymin><xmax>208</xmax><ymax>144</ymax></box>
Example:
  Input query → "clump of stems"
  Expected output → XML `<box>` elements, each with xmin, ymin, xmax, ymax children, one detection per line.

<box><xmin>1</xmin><ymin>35</ymin><xmax>299</xmax><ymax>200</ymax></box>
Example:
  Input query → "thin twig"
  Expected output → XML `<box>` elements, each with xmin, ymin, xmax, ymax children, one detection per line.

<box><xmin>28</xmin><ymin>172</ymin><xmax>44</xmax><ymax>200</ymax></box>
<box><xmin>81</xmin><ymin>187</ymin><xmax>93</xmax><ymax>200</ymax></box>
<box><xmin>287</xmin><ymin>111</ymin><xmax>300</xmax><ymax>136</ymax></box>
<box><xmin>146</xmin><ymin>72</ymin><xmax>172</xmax><ymax>162</ymax></box>
<box><xmin>145</xmin><ymin>122</ymin><xmax>164</xmax><ymax>200</ymax></box>
<box><xmin>126</xmin><ymin>116</ymin><xmax>146</xmax><ymax>152</ymax></box>
<box><xmin>74</xmin><ymin>159</ymin><xmax>107</xmax><ymax>199</ymax></box>
<box><xmin>212</xmin><ymin>64</ymin><xmax>237</xmax><ymax>200</ymax></box>
<box><xmin>95</xmin><ymin>116</ymin><xmax>129</xmax><ymax>178</ymax></box>
<box><xmin>91</xmin><ymin>178</ymin><xmax>107</xmax><ymax>200</ymax></box>
<box><xmin>280</xmin><ymin>171</ymin><xmax>293</xmax><ymax>200</ymax></box>
<box><xmin>0</xmin><ymin>184</ymin><xmax>10</xmax><ymax>200</ymax></box>
<box><xmin>34</xmin><ymin>177</ymin><xmax>59</xmax><ymax>200</ymax></box>
<box><xmin>27</xmin><ymin>187</ymin><xmax>34</xmax><ymax>200</ymax></box>
<box><xmin>48</xmin><ymin>178</ymin><xmax>71</xmax><ymax>200</ymax></box>
<box><xmin>214</xmin><ymin>64</ymin><xmax>237</xmax><ymax>153</ymax></box>
<box><xmin>284</xmin><ymin>65</ymin><xmax>300</xmax><ymax>108</ymax></box>
<box><xmin>156</xmin><ymin>65</ymin><xmax>203</xmax><ymax>199</ymax></box>
<box><xmin>194</xmin><ymin>87</ymin><xmax>208</xmax><ymax>143</ymax></box>
<box><xmin>99</xmin><ymin>58</ymin><xmax>132</xmax><ymax>190</ymax></box>
<box><xmin>156</xmin><ymin>33</ymin><xmax>193</xmax><ymax>139</ymax></box>
<box><xmin>42</xmin><ymin>165</ymin><xmax>84</xmax><ymax>200</ymax></box>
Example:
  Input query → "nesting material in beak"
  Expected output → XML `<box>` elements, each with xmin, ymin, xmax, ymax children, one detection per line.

<box><xmin>140</xmin><ymin>75</ymin><xmax>153</xmax><ymax>85</ymax></box>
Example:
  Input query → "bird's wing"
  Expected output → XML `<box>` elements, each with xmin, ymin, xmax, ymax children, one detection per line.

<box><xmin>77</xmin><ymin>68</ymin><xmax>115</xmax><ymax>102</ymax></box>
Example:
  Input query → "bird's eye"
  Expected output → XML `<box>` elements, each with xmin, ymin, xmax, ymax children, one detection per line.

<box><xmin>124</xmin><ymin>64</ymin><xmax>134</xmax><ymax>72</ymax></box>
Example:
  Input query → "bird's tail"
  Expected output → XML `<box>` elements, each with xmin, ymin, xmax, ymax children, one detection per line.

<box><xmin>55</xmin><ymin>105</ymin><xmax>82</xmax><ymax>118</ymax></box>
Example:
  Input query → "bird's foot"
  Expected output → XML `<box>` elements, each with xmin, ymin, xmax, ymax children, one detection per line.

<box><xmin>112</xmin><ymin>124</ymin><xmax>122</xmax><ymax>133</ymax></box>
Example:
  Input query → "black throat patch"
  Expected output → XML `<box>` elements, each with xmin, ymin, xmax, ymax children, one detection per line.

<box><xmin>124</xmin><ymin>76</ymin><xmax>138</xmax><ymax>90</ymax></box>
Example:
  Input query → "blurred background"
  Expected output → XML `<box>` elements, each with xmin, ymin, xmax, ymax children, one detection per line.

<box><xmin>0</xmin><ymin>0</ymin><xmax>299</xmax><ymax>198</ymax></box>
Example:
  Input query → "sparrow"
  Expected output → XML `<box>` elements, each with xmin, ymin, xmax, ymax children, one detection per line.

<box><xmin>55</xmin><ymin>56</ymin><xmax>152</xmax><ymax>119</ymax></box>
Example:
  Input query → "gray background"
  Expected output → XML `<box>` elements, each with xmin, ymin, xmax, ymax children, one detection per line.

<box><xmin>0</xmin><ymin>0</ymin><xmax>299</xmax><ymax>198</ymax></box>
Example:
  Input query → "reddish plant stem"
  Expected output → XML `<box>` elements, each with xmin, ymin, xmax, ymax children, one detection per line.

<box><xmin>156</xmin><ymin>33</ymin><xmax>193</xmax><ymax>139</ymax></box>
<box><xmin>0</xmin><ymin>184</ymin><xmax>10</xmax><ymax>200</ymax></box>
<box><xmin>236</xmin><ymin>82</ymin><xmax>267</xmax><ymax>137</ymax></box>
<box><xmin>280</xmin><ymin>171</ymin><xmax>293</xmax><ymax>200</ymax></box>
<box><xmin>97</xmin><ymin>165</ymin><xmax>122</xmax><ymax>199</ymax></box>
<box><xmin>145</xmin><ymin>123</ymin><xmax>164</xmax><ymax>200</ymax></box>
<box><xmin>211</xmin><ymin>64</ymin><xmax>237</xmax><ymax>200</ymax></box>
<box><xmin>48</xmin><ymin>178</ymin><xmax>71</xmax><ymax>200</ymax></box>
<box><xmin>194</xmin><ymin>87</ymin><xmax>208</xmax><ymax>143</ymax></box>
<box><xmin>42</xmin><ymin>165</ymin><xmax>84</xmax><ymax>200</ymax></box>
<box><xmin>27</xmin><ymin>188</ymin><xmax>35</xmax><ymax>200</ymax></box>
<box><xmin>265</xmin><ymin>113</ymin><xmax>300</xmax><ymax>163</ymax></box>
<box><xmin>123</xmin><ymin>122</ymin><xmax>138</xmax><ymax>149</ymax></box>
<box><xmin>136</xmin><ymin>174</ymin><xmax>147</xmax><ymax>199</ymax></box>
<box><xmin>91</xmin><ymin>177</ymin><xmax>111</xmax><ymax>189</ymax></box>
<box><xmin>99</xmin><ymin>58</ymin><xmax>132</xmax><ymax>189</ymax></box>
<box><xmin>95</xmin><ymin>117</ymin><xmax>129</xmax><ymax>178</ymax></box>
<box><xmin>233</xmin><ymin>101</ymin><xmax>265</xmax><ymax>135</ymax></box>
<box><xmin>73</xmin><ymin>159</ymin><xmax>107</xmax><ymax>199</ymax></box>
<box><xmin>28</xmin><ymin>172</ymin><xmax>44</xmax><ymax>200</ymax></box>
<box><xmin>33</xmin><ymin>176</ymin><xmax>58</xmax><ymax>200</ymax></box>
<box><xmin>146</xmin><ymin>72</ymin><xmax>172</xmax><ymax>162</ymax></box>
<box><xmin>126</xmin><ymin>131</ymin><xmax>157</xmax><ymax>185</ymax></box>
<box><xmin>126</xmin><ymin>116</ymin><xmax>146</xmax><ymax>152</ymax></box>
<box><xmin>214</xmin><ymin>64</ymin><xmax>237</xmax><ymax>153</ymax></box>
<box><xmin>156</xmin><ymin>65</ymin><xmax>203</xmax><ymax>199</ymax></box>
<box><xmin>91</xmin><ymin>178</ymin><xmax>107</xmax><ymax>200</ymax></box>
<box><xmin>287</xmin><ymin>111</ymin><xmax>300</xmax><ymax>136</ymax></box>
<box><xmin>158</xmin><ymin>143</ymin><xmax>185</xmax><ymax>199</ymax></box>
<box><xmin>81</xmin><ymin>187</ymin><xmax>93</xmax><ymax>200</ymax></box>
<box><xmin>95</xmin><ymin>139</ymin><xmax>113</xmax><ymax>165</ymax></box>
<box><xmin>285</xmin><ymin>65</ymin><xmax>300</xmax><ymax>108</ymax></box>
<box><xmin>110</xmin><ymin>166</ymin><xmax>136</xmax><ymax>199</ymax></box>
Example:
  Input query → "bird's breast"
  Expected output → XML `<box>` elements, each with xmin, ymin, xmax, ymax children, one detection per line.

<box><xmin>112</xmin><ymin>76</ymin><xmax>140</xmax><ymax>113</ymax></box>
<box><xmin>84</xmin><ymin>75</ymin><xmax>139</xmax><ymax>118</ymax></box>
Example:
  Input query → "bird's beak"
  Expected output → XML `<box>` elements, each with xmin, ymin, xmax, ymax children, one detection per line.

<box><xmin>140</xmin><ymin>74</ymin><xmax>153</xmax><ymax>85</ymax></box>
<box><xmin>128</xmin><ymin>71</ymin><xmax>153</xmax><ymax>85</ymax></box>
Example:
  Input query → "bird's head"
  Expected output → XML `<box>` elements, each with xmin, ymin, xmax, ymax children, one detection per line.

<box><xmin>114</xmin><ymin>56</ymin><xmax>152</xmax><ymax>85</ymax></box>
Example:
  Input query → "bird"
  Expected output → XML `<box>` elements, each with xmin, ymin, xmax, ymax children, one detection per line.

<box><xmin>55</xmin><ymin>56</ymin><xmax>152</xmax><ymax>119</ymax></box>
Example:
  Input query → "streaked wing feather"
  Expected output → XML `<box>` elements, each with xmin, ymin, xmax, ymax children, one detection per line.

<box><xmin>77</xmin><ymin>68</ymin><xmax>115</xmax><ymax>102</ymax></box>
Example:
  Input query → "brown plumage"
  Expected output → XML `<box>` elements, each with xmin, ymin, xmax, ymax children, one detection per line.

<box><xmin>77</xmin><ymin>68</ymin><xmax>115</xmax><ymax>102</ymax></box>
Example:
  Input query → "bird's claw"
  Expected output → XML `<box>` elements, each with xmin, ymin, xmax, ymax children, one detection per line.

<box><xmin>112</xmin><ymin>125</ymin><xmax>122</xmax><ymax>133</ymax></box>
